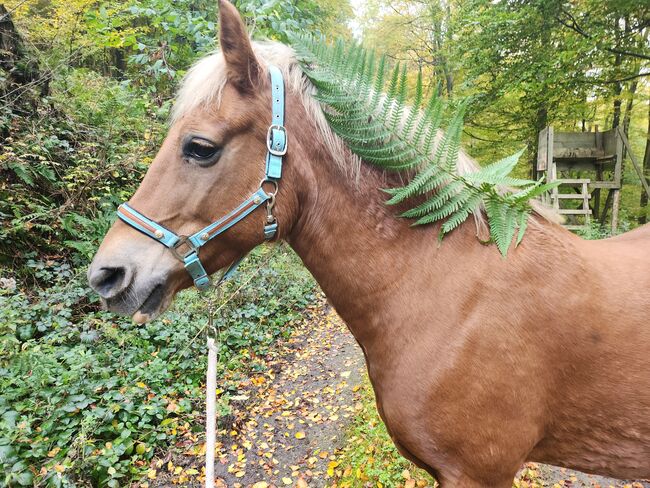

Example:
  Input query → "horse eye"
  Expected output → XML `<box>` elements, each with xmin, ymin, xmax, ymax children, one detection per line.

<box><xmin>182</xmin><ymin>138</ymin><xmax>222</xmax><ymax>166</ymax></box>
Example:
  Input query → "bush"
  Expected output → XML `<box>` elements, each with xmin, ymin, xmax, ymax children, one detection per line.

<box><xmin>0</xmin><ymin>246</ymin><xmax>317</xmax><ymax>487</ymax></box>
<box><xmin>0</xmin><ymin>68</ymin><xmax>167</xmax><ymax>271</ymax></box>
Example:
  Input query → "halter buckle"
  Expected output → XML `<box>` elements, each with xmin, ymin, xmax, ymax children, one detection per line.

<box><xmin>171</xmin><ymin>235</ymin><xmax>199</xmax><ymax>262</ymax></box>
<box><xmin>267</xmin><ymin>124</ymin><xmax>288</xmax><ymax>156</ymax></box>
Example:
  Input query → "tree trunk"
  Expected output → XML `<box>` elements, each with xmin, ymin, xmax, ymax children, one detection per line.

<box><xmin>619</xmin><ymin>77</ymin><xmax>639</xmax><ymax>185</ymax></box>
<box><xmin>640</xmin><ymin>98</ymin><xmax>650</xmax><ymax>225</ymax></box>
<box><xmin>0</xmin><ymin>5</ymin><xmax>41</xmax><ymax>85</ymax></box>
<box><xmin>442</xmin><ymin>3</ymin><xmax>453</xmax><ymax>96</ymax></box>
<box><xmin>532</xmin><ymin>107</ymin><xmax>548</xmax><ymax>180</ymax></box>
<box><xmin>622</xmin><ymin>79</ymin><xmax>638</xmax><ymax>136</ymax></box>
<box><xmin>612</xmin><ymin>77</ymin><xmax>622</xmax><ymax>128</ymax></box>
<box><xmin>611</xmin><ymin>18</ymin><xmax>623</xmax><ymax>128</ymax></box>
<box><xmin>0</xmin><ymin>4</ymin><xmax>25</xmax><ymax>71</ymax></box>
<box><xmin>110</xmin><ymin>48</ymin><xmax>127</xmax><ymax>80</ymax></box>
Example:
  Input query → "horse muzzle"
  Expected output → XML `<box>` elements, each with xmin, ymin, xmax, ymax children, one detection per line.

<box><xmin>87</xmin><ymin>255</ymin><xmax>175</xmax><ymax>323</ymax></box>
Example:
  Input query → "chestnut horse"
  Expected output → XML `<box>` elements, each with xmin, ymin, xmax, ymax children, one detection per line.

<box><xmin>88</xmin><ymin>1</ymin><xmax>650</xmax><ymax>486</ymax></box>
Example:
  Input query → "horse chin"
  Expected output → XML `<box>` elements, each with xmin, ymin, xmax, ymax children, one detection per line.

<box><xmin>102</xmin><ymin>281</ymin><xmax>173</xmax><ymax>324</ymax></box>
<box><xmin>132</xmin><ymin>283</ymin><xmax>175</xmax><ymax>323</ymax></box>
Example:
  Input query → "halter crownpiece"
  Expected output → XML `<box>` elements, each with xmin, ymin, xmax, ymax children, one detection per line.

<box><xmin>117</xmin><ymin>65</ymin><xmax>287</xmax><ymax>290</ymax></box>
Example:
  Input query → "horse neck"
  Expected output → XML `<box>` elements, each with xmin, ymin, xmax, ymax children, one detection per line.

<box><xmin>284</xmin><ymin>140</ymin><xmax>484</xmax><ymax>345</ymax></box>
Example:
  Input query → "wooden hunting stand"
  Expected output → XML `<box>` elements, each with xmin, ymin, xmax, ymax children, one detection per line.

<box><xmin>537</xmin><ymin>126</ymin><xmax>650</xmax><ymax>232</ymax></box>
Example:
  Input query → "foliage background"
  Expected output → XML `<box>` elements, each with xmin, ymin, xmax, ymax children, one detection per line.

<box><xmin>0</xmin><ymin>0</ymin><xmax>648</xmax><ymax>485</ymax></box>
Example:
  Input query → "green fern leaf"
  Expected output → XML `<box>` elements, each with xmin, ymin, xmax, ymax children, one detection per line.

<box><xmin>289</xmin><ymin>34</ymin><xmax>554</xmax><ymax>256</ymax></box>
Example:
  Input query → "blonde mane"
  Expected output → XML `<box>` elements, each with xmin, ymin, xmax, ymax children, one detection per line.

<box><xmin>172</xmin><ymin>41</ymin><xmax>557</xmax><ymax>231</ymax></box>
<box><xmin>173</xmin><ymin>40</ymin><xmax>482</xmax><ymax>176</ymax></box>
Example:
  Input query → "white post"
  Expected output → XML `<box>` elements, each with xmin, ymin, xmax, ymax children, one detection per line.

<box><xmin>205</xmin><ymin>337</ymin><xmax>218</xmax><ymax>487</ymax></box>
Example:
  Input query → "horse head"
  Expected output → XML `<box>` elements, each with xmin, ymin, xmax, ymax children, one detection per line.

<box><xmin>88</xmin><ymin>0</ymin><xmax>312</xmax><ymax>323</ymax></box>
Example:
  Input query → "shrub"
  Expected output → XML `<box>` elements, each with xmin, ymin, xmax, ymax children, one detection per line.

<box><xmin>0</xmin><ymin>246</ymin><xmax>317</xmax><ymax>487</ymax></box>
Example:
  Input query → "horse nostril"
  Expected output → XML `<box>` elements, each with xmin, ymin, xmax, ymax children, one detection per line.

<box><xmin>90</xmin><ymin>267</ymin><xmax>128</xmax><ymax>298</ymax></box>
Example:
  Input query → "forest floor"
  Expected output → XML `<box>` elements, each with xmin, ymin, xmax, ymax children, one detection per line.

<box><xmin>151</xmin><ymin>302</ymin><xmax>648</xmax><ymax>488</ymax></box>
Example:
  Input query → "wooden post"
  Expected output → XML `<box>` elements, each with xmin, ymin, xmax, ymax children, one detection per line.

<box><xmin>641</xmin><ymin>99</ymin><xmax>650</xmax><ymax>225</ymax></box>
<box><xmin>611</xmin><ymin>190</ymin><xmax>621</xmax><ymax>233</ymax></box>
<box><xmin>583</xmin><ymin>180</ymin><xmax>590</xmax><ymax>226</ymax></box>
<box><xmin>618</xmin><ymin>127</ymin><xmax>650</xmax><ymax>202</ymax></box>
<box><xmin>601</xmin><ymin>190</ymin><xmax>614</xmax><ymax>224</ymax></box>
<box><xmin>550</xmin><ymin>161</ymin><xmax>559</xmax><ymax>212</ymax></box>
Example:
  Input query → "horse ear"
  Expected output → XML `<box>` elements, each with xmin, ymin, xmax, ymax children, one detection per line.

<box><xmin>218</xmin><ymin>0</ymin><xmax>261</xmax><ymax>93</ymax></box>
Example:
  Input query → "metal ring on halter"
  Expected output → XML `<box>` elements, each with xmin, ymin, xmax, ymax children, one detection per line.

<box><xmin>171</xmin><ymin>236</ymin><xmax>199</xmax><ymax>262</ymax></box>
<box><xmin>260</xmin><ymin>178</ymin><xmax>279</xmax><ymax>197</ymax></box>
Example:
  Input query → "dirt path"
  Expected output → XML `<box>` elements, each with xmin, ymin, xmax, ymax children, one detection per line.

<box><xmin>154</xmin><ymin>301</ymin><xmax>365</xmax><ymax>487</ymax></box>
<box><xmin>155</xmin><ymin>303</ymin><xmax>647</xmax><ymax>488</ymax></box>
<box><xmin>207</xmin><ymin>304</ymin><xmax>365</xmax><ymax>487</ymax></box>
<box><xmin>527</xmin><ymin>464</ymin><xmax>648</xmax><ymax>487</ymax></box>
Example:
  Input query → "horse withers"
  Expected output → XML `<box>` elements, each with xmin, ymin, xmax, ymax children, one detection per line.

<box><xmin>88</xmin><ymin>1</ymin><xmax>650</xmax><ymax>486</ymax></box>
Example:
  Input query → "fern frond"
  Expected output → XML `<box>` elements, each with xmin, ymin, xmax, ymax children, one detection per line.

<box><xmin>399</xmin><ymin>180</ymin><xmax>463</xmax><ymax>217</ymax></box>
<box><xmin>412</xmin><ymin>188</ymin><xmax>475</xmax><ymax>225</ymax></box>
<box><xmin>440</xmin><ymin>193</ymin><xmax>484</xmax><ymax>236</ymax></box>
<box><xmin>289</xmin><ymin>33</ymin><xmax>552</xmax><ymax>256</ymax></box>
<box><xmin>516</xmin><ymin>210</ymin><xmax>530</xmax><ymax>247</ymax></box>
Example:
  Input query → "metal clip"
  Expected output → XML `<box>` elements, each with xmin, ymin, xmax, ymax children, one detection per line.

<box><xmin>266</xmin><ymin>196</ymin><xmax>276</xmax><ymax>224</ymax></box>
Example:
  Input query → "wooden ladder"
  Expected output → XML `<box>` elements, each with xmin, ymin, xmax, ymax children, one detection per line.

<box><xmin>551</xmin><ymin>178</ymin><xmax>592</xmax><ymax>231</ymax></box>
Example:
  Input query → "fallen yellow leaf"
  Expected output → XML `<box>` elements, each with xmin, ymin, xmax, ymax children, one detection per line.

<box><xmin>47</xmin><ymin>447</ymin><xmax>61</xmax><ymax>457</ymax></box>
<box><xmin>282</xmin><ymin>477</ymin><xmax>293</xmax><ymax>485</ymax></box>
<box><xmin>295</xmin><ymin>431</ymin><xmax>306</xmax><ymax>439</ymax></box>
<box><xmin>252</xmin><ymin>483</ymin><xmax>269</xmax><ymax>488</ymax></box>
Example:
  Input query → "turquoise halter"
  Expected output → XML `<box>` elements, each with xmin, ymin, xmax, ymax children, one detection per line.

<box><xmin>116</xmin><ymin>65</ymin><xmax>287</xmax><ymax>291</ymax></box>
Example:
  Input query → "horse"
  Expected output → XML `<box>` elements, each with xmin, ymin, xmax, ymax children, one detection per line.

<box><xmin>88</xmin><ymin>1</ymin><xmax>650</xmax><ymax>486</ymax></box>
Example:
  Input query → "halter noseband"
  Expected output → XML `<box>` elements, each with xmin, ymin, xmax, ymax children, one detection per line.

<box><xmin>116</xmin><ymin>65</ymin><xmax>287</xmax><ymax>291</ymax></box>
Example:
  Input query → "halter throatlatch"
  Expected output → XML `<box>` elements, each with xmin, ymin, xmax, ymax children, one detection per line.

<box><xmin>116</xmin><ymin>65</ymin><xmax>287</xmax><ymax>290</ymax></box>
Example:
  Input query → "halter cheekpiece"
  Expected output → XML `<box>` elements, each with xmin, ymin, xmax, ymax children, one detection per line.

<box><xmin>117</xmin><ymin>65</ymin><xmax>287</xmax><ymax>290</ymax></box>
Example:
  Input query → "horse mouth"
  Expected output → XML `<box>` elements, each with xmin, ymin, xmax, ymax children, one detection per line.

<box><xmin>133</xmin><ymin>284</ymin><xmax>167</xmax><ymax>322</ymax></box>
<box><xmin>103</xmin><ymin>282</ymin><xmax>171</xmax><ymax>324</ymax></box>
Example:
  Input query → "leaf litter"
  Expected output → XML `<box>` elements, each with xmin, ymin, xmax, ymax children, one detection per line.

<box><xmin>147</xmin><ymin>298</ymin><xmax>365</xmax><ymax>487</ymax></box>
